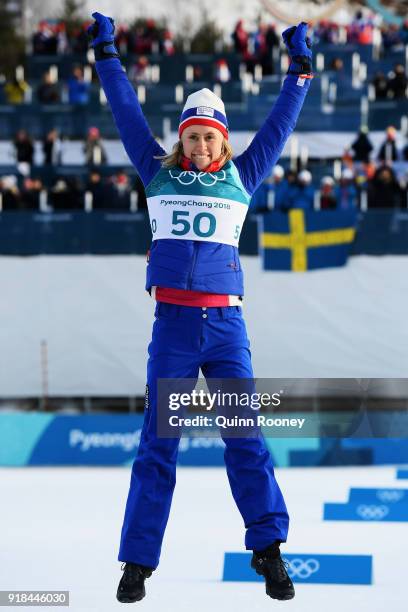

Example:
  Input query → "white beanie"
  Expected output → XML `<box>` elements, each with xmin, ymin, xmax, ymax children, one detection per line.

<box><xmin>273</xmin><ymin>165</ymin><xmax>285</xmax><ymax>179</ymax></box>
<box><xmin>298</xmin><ymin>170</ymin><xmax>312</xmax><ymax>184</ymax></box>
<box><xmin>341</xmin><ymin>168</ymin><xmax>354</xmax><ymax>180</ymax></box>
<box><xmin>179</xmin><ymin>88</ymin><xmax>229</xmax><ymax>139</ymax></box>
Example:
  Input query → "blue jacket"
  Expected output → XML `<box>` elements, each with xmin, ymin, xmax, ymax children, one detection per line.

<box><xmin>335</xmin><ymin>184</ymin><xmax>358</xmax><ymax>210</ymax></box>
<box><xmin>286</xmin><ymin>184</ymin><xmax>315</xmax><ymax>210</ymax></box>
<box><xmin>250</xmin><ymin>180</ymin><xmax>291</xmax><ymax>212</ymax></box>
<box><xmin>68</xmin><ymin>78</ymin><xmax>90</xmax><ymax>105</ymax></box>
<box><xmin>95</xmin><ymin>59</ymin><xmax>310</xmax><ymax>294</ymax></box>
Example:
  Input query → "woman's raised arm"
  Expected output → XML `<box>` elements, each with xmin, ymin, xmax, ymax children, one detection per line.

<box><xmin>89</xmin><ymin>12</ymin><xmax>165</xmax><ymax>186</ymax></box>
<box><xmin>235</xmin><ymin>22</ymin><xmax>313</xmax><ymax>195</ymax></box>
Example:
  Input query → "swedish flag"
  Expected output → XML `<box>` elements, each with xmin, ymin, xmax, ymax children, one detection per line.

<box><xmin>259</xmin><ymin>209</ymin><xmax>357</xmax><ymax>271</ymax></box>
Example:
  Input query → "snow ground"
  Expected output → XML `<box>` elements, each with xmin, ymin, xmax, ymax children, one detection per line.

<box><xmin>1</xmin><ymin>465</ymin><xmax>407</xmax><ymax>612</ymax></box>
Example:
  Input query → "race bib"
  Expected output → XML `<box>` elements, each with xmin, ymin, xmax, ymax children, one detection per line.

<box><xmin>147</xmin><ymin>194</ymin><xmax>248</xmax><ymax>246</ymax></box>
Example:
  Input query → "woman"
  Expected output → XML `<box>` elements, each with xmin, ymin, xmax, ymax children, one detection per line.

<box><xmin>88</xmin><ymin>12</ymin><xmax>312</xmax><ymax>603</ymax></box>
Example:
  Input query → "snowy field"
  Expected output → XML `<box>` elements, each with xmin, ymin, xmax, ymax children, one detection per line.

<box><xmin>1</xmin><ymin>465</ymin><xmax>407</xmax><ymax>611</ymax></box>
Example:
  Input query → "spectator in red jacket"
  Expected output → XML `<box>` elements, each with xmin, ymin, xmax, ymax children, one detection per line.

<box><xmin>320</xmin><ymin>176</ymin><xmax>337</xmax><ymax>210</ymax></box>
<box><xmin>232</xmin><ymin>20</ymin><xmax>249</xmax><ymax>57</ymax></box>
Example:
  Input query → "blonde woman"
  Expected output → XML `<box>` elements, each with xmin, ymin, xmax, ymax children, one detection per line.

<box><xmin>89</xmin><ymin>12</ymin><xmax>312</xmax><ymax>603</ymax></box>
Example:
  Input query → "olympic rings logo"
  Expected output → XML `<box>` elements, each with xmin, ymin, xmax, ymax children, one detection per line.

<box><xmin>169</xmin><ymin>169</ymin><xmax>226</xmax><ymax>187</ymax></box>
<box><xmin>284</xmin><ymin>558</ymin><xmax>320</xmax><ymax>579</ymax></box>
<box><xmin>356</xmin><ymin>504</ymin><xmax>390</xmax><ymax>520</ymax></box>
<box><xmin>376</xmin><ymin>490</ymin><xmax>405</xmax><ymax>503</ymax></box>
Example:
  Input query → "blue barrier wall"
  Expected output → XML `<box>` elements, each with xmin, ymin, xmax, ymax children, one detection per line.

<box><xmin>1</xmin><ymin>413</ymin><xmax>407</xmax><ymax>467</ymax></box>
<box><xmin>0</xmin><ymin>210</ymin><xmax>407</xmax><ymax>255</ymax></box>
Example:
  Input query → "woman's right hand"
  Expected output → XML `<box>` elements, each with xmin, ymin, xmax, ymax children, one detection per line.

<box><xmin>88</xmin><ymin>12</ymin><xmax>115</xmax><ymax>46</ymax></box>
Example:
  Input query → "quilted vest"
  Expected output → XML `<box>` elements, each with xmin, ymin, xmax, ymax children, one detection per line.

<box><xmin>145</xmin><ymin>160</ymin><xmax>251</xmax><ymax>295</ymax></box>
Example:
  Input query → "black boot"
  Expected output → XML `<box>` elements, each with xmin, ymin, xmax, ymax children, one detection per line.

<box><xmin>251</xmin><ymin>542</ymin><xmax>295</xmax><ymax>601</ymax></box>
<box><xmin>116</xmin><ymin>562</ymin><xmax>153</xmax><ymax>603</ymax></box>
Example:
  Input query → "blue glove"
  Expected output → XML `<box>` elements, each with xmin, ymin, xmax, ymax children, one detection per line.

<box><xmin>282</xmin><ymin>22</ymin><xmax>312</xmax><ymax>75</ymax></box>
<box><xmin>88</xmin><ymin>12</ymin><xmax>119</xmax><ymax>60</ymax></box>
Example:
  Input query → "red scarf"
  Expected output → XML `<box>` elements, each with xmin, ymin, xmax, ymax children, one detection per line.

<box><xmin>180</xmin><ymin>155</ymin><xmax>224</xmax><ymax>173</ymax></box>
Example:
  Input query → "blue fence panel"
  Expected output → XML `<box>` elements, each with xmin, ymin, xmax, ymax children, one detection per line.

<box><xmin>324</xmin><ymin>501</ymin><xmax>408</xmax><ymax>522</ymax></box>
<box><xmin>223</xmin><ymin>552</ymin><xmax>373</xmax><ymax>585</ymax></box>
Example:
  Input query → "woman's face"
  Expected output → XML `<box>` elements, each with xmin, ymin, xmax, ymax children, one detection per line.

<box><xmin>181</xmin><ymin>125</ymin><xmax>224</xmax><ymax>170</ymax></box>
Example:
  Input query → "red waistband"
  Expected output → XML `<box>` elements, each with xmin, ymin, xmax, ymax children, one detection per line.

<box><xmin>151</xmin><ymin>286</ymin><xmax>242</xmax><ymax>307</ymax></box>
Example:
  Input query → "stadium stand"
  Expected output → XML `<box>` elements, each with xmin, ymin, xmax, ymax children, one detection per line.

<box><xmin>0</xmin><ymin>5</ymin><xmax>407</xmax><ymax>230</ymax></box>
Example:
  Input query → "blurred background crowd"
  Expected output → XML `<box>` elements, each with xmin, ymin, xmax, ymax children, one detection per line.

<box><xmin>0</xmin><ymin>0</ymin><xmax>407</xmax><ymax>214</ymax></box>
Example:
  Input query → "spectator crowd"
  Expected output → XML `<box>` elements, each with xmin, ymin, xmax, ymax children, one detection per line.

<box><xmin>251</xmin><ymin>163</ymin><xmax>406</xmax><ymax>212</ymax></box>
<box><xmin>0</xmin><ymin>168</ymin><xmax>146</xmax><ymax>212</ymax></box>
<box><xmin>28</xmin><ymin>11</ymin><xmax>408</xmax><ymax>60</ymax></box>
<box><xmin>1</xmin><ymin>124</ymin><xmax>407</xmax><ymax>213</ymax></box>
<box><xmin>1</xmin><ymin>128</ymin><xmax>146</xmax><ymax>212</ymax></box>
<box><xmin>1</xmin><ymin>9</ymin><xmax>408</xmax><ymax>214</ymax></box>
<box><xmin>2</xmin><ymin>7</ymin><xmax>407</xmax><ymax>106</ymax></box>
<box><xmin>251</xmin><ymin>124</ymin><xmax>408</xmax><ymax>212</ymax></box>
<box><xmin>1</xmin><ymin>65</ymin><xmax>92</xmax><ymax>106</ymax></box>
<box><xmin>31</xmin><ymin>18</ymin><xmax>175</xmax><ymax>57</ymax></box>
<box><xmin>371</xmin><ymin>63</ymin><xmax>408</xmax><ymax>100</ymax></box>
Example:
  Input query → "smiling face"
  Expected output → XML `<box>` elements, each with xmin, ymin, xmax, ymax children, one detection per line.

<box><xmin>180</xmin><ymin>125</ymin><xmax>224</xmax><ymax>170</ymax></box>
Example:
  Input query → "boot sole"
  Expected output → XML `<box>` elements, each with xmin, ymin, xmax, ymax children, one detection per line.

<box><xmin>266</xmin><ymin>588</ymin><xmax>295</xmax><ymax>601</ymax></box>
<box><xmin>116</xmin><ymin>593</ymin><xmax>145</xmax><ymax>603</ymax></box>
<box><xmin>252</xmin><ymin>563</ymin><xmax>295</xmax><ymax>600</ymax></box>
<box><xmin>116</xmin><ymin>587</ymin><xmax>146</xmax><ymax>603</ymax></box>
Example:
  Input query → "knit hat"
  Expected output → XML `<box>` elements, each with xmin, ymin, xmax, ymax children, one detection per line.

<box><xmin>298</xmin><ymin>170</ymin><xmax>312</xmax><ymax>184</ymax></box>
<box><xmin>341</xmin><ymin>168</ymin><xmax>354</xmax><ymax>180</ymax></box>
<box><xmin>178</xmin><ymin>88</ymin><xmax>229</xmax><ymax>139</ymax></box>
<box><xmin>273</xmin><ymin>165</ymin><xmax>285</xmax><ymax>179</ymax></box>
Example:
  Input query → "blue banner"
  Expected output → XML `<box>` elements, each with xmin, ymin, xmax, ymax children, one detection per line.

<box><xmin>0</xmin><ymin>212</ymin><xmax>151</xmax><ymax>255</ymax></box>
<box><xmin>349</xmin><ymin>487</ymin><xmax>408</xmax><ymax>504</ymax></box>
<box><xmin>0</xmin><ymin>413</ymin><xmax>226</xmax><ymax>467</ymax></box>
<box><xmin>259</xmin><ymin>209</ymin><xmax>357</xmax><ymax>271</ymax></box>
<box><xmin>0</xmin><ymin>210</ymin><xmax>407</xmax><ymax>256</ymax></box>
<box><xmin>223</xmin><ymin>552</ymin><xmax>372</xmax><ymax>585</ymax></box>
<box><xmin>397</xmin><ymin>469</ymin><xmax>408</xmax><ymax>479</ymax></box>
<box><xmin>291</xmin><ymin>437</ymin><xmax>408</xmax><ymax>467</ymax></box>
<box><xmin>324</xmin><ymin>501</ymin><xmax>408</xmax><ymax>522</ymax></box>
<box><xmin>0</xmin><ymin>412</ymin><xmax>406</xmax><ymax>467</ymax></box>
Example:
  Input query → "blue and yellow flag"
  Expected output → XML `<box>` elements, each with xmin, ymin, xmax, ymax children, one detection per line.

<box><xmin>259</xmin><ymin>209</ymin><xmax>357</xmax><ymax>271</ymax></box>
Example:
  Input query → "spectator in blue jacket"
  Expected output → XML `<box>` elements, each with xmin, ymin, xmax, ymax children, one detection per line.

<box><xmin>271</xmin><ymin>165</ymin><xmax>291</xmax><ymax>209</ymax></box>
<box><xmin>320</xmin><ymin>176</ymin><xmax>337</xmax><ymax>209</ymax></box>
<box><xmin>335</xmin><ymin>168</ymin><xmax>358</xmax><ymax>209</ymax></box>
<box><xmin>67</xmin><ymin>66</ymin><xmax>90</xmax><ymax>105</ymax></box>
<box><xmin>283</xmin><ymin>169</ymin><xmax>314</xmax><ymax>210</ymax></box>
<box><xmin>251</xmin><ymin>165</ymin><xmax>288</xmax><ymax>212</ymax></box>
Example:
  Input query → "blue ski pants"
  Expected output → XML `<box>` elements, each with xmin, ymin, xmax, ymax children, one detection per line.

<box><xmin>119</xmin><ymin>303</ymin><xmax>289</xmax><ymax>568</ymax></box>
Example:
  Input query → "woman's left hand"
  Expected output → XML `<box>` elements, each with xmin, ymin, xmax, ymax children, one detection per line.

<box><xmin>282</xmin><ymin>22</ymin><xmax>313</xmax><ymax>75</ymax></box>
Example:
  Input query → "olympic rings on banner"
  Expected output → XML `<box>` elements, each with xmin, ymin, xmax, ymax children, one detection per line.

<box><xmin>284</xmin><ymin>557</ymin><xmax>320</xmax><ymax>579</ymax></box>
<box><xmin>356</xmin><ymin>504</ymin><xmax>390</xmax><ymax>520</ymax></box>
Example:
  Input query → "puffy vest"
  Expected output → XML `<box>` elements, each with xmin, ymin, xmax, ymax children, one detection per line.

<box><xmin>145</xmin><ymin>160</ymin><xmax>251</xmax><ymax>295</ymax></box>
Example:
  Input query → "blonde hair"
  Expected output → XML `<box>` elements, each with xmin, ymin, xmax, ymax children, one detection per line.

<box><xmin>156</xmin><ymin>138</ymin><xmax>233</xmax><ymax>168</ymax></box>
